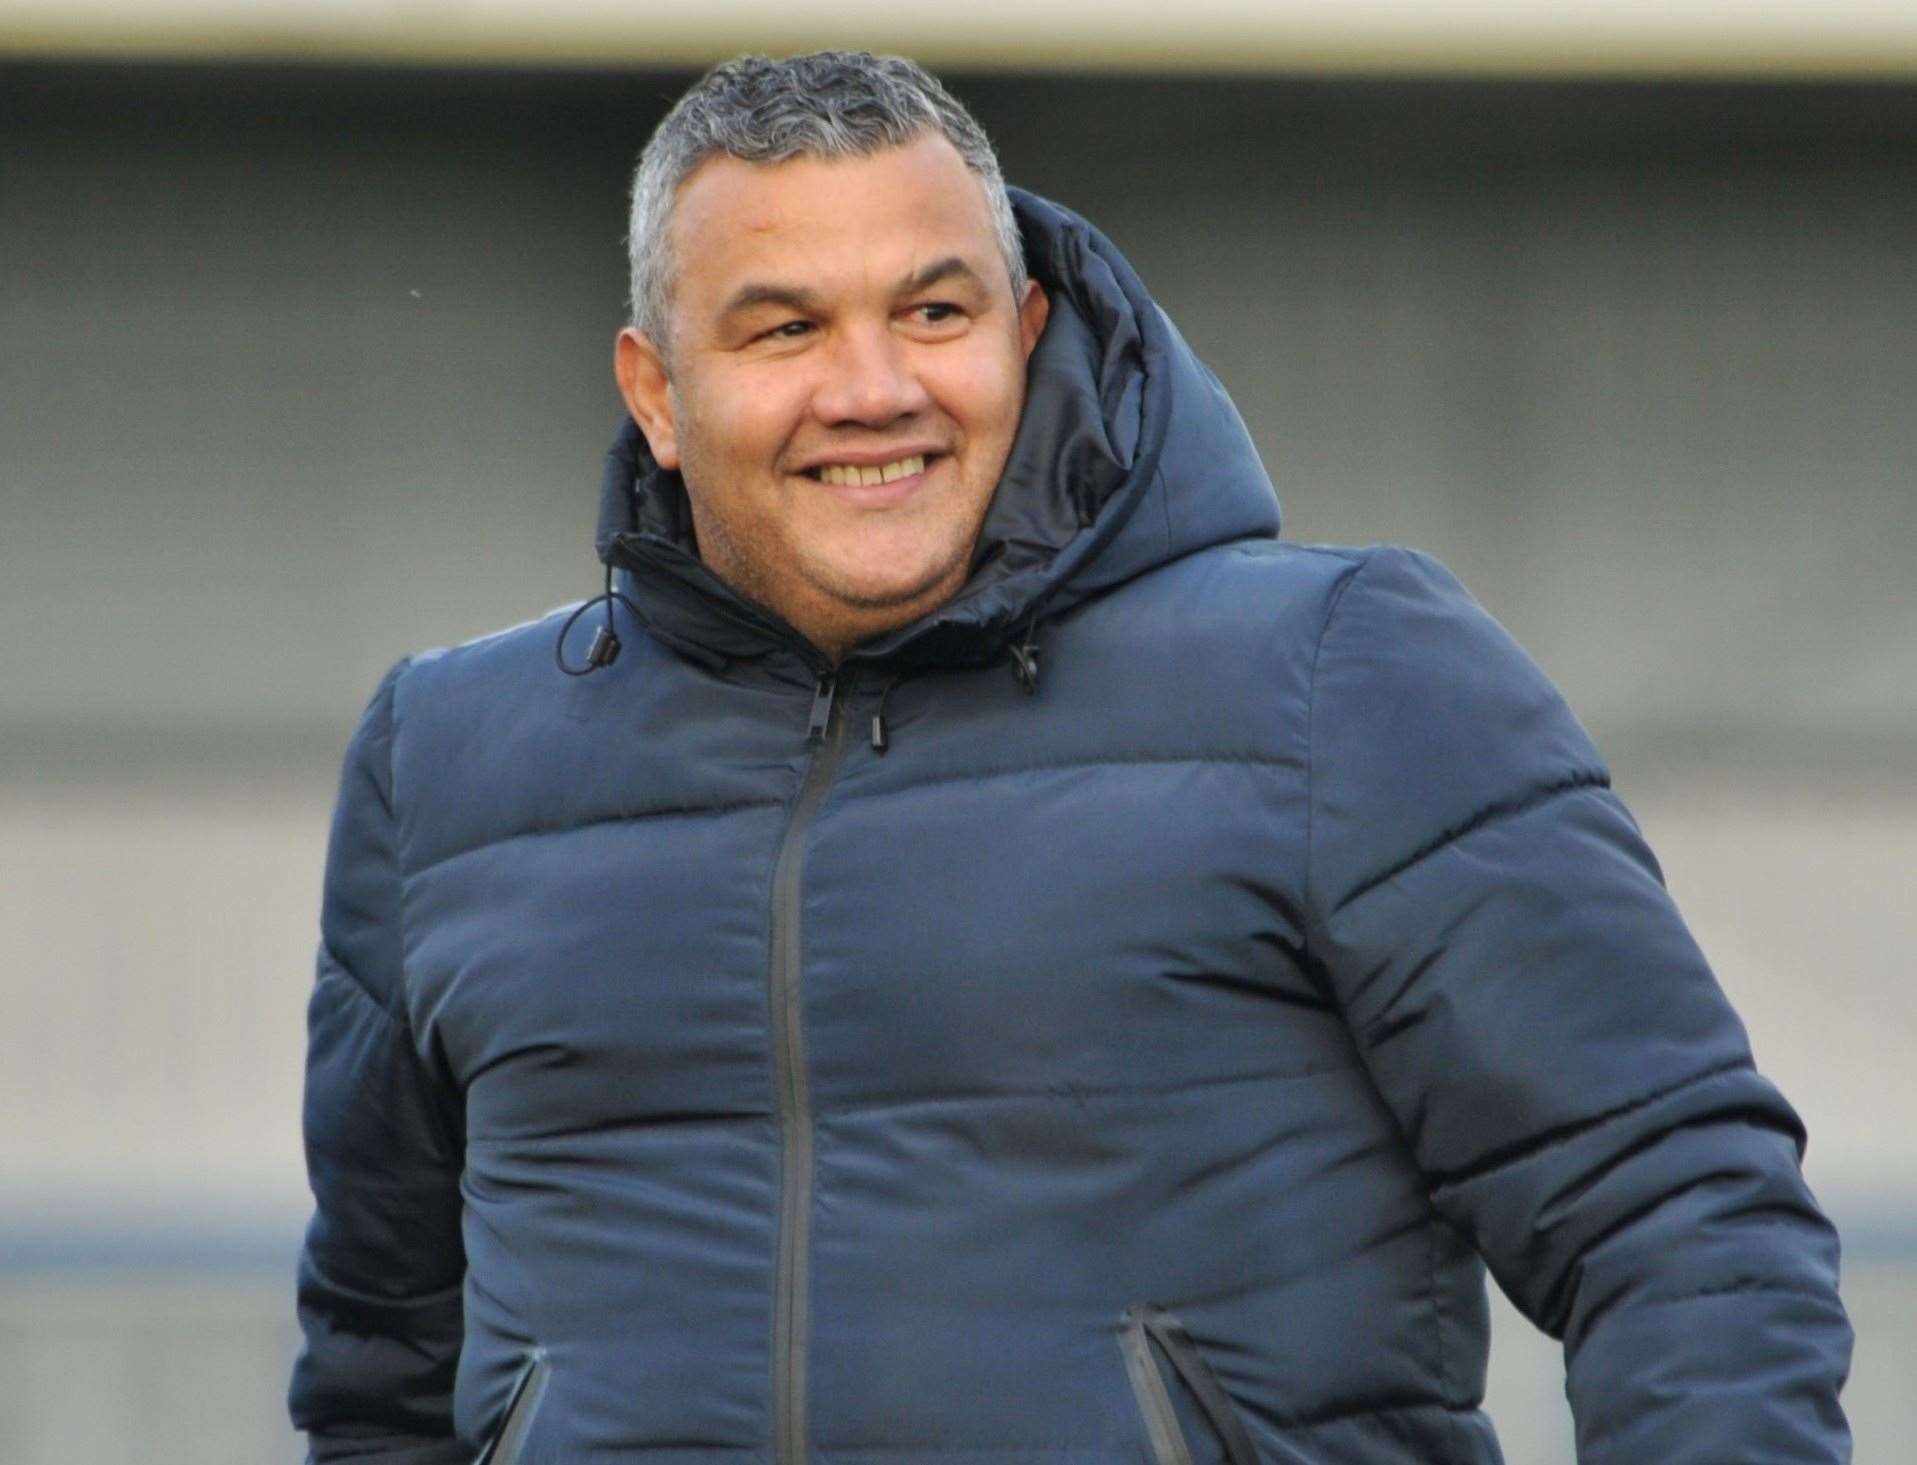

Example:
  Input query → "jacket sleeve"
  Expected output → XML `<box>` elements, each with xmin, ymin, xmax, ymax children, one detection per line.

<box><xmin>289</xmin><ymin>660</ymin><xmax>470</xmax><ymax>1464</ymax></box>
<box><xmin>1301</xmin><ymin>546</ymin><xmax>1852</xmax><ymax>1463</ymax></box>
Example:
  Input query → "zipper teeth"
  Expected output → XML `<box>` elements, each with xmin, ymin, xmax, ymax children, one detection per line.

<box><xmin>770</xmin><ymin>675</ymin><xmax>853</xmax><ymax>1465</ymax></box>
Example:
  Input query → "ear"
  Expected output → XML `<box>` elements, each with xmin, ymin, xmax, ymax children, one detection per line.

<box><xmin>614</xmin><ymin>327</ymin><xmax>680</xmax><ymax>470</ymax></box>
<box><xmin>1015</xmin><ymin>279</ymin><xmax>1050</xmax><ymax>361</ymax></box>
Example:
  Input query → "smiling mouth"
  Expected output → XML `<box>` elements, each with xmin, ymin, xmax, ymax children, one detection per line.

<box><xmin>801</xmin><ymin>453</ymin><xmax>935</xmax><ymax>486</ymax></box>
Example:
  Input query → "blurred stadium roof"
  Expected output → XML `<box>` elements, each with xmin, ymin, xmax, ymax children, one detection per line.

<box><xmin>5</xmin><ymin>0</ymin><xmax>1917</xmax><ymax>77</ymax></box>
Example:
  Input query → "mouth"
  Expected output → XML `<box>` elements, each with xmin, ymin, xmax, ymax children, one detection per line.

<box><xmin>799</xmin><ymin>452</ymin><xmax>945</xmax><ymax>506</ymax></box>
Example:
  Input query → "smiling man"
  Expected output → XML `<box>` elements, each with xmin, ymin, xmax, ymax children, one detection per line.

<box><xmin>290</xmin><ymin>52</ymin><xmax>1851</xmax><ymax>1465</ymax></box>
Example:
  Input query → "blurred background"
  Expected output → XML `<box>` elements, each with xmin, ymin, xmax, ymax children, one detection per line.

<box><xmin>2</xmin><ymin>3</ymin><xmax>1913</xmax><ymax>1461</ymax></box>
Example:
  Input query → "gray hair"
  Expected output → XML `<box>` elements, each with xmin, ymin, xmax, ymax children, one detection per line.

<box><xmin>627</xmin><ymin>51</ymin><xmax>1027</xmax><ymax>349</ymax></box>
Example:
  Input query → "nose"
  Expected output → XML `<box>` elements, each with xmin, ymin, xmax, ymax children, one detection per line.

<box><xmin>810</xmin><ymin>322</ymin><xmax>932</xmax><ymax>427</ymax></box>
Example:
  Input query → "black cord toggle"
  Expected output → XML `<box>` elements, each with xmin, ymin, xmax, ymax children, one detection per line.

<box><xmin>870</xmin><ymin>674</ymin><xmax>901</xmax><ymax>754</ymax></box>
<box><xmin>555</xmin><ymin>563</ymin><xmax>642</xmax><ymax>677</ymax></box>
<box><xmin>585</xmin><ymin>624</ymin><xmax>621</xmax><ymax>669</ymax></box>
<box><xmin>1007</xmin><ymin>633</ymin><xmax>1040</xmax><ymax>695</ymax></box>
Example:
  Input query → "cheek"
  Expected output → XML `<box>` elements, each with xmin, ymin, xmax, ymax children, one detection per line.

<box><xmin>939</xmin><ymin>350</ymin><xmax>1028</xmax><ymax>442</ymax></box>
<box><xmin>684</xmin><ymin>378</ymin><xmax>802</xmax><ymax>475</ymax></box>
<box><xmin>957</xmin><ymin>353</ymin><xmax>1032</xmax><ymax>462</ymax></box>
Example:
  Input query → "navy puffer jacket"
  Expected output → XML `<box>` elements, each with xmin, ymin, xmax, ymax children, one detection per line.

<box><xmin>291</xmin><ymin>191</ymin><xmax>1851</xmax><ymax>1464</ymax></box>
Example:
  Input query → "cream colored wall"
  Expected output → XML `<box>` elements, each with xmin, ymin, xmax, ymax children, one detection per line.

<box><xmin>7</xmin><ymin>0</ymin><xmax>1917</xmax><ymax>75</ymax></box>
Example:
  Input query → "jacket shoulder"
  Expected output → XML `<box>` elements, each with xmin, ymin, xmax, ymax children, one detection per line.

<box><xmin>1203</xmin><ymin>538</ymin><xmax>1458</xmax><ymax>614</ymax></box>
<box><xmin>1119</xmin><ymin>537</ymin><xmax>1440</xmax><ymax>656</ymax></box>
<box><xmin>1083</xmin><ymin>538</ymin><xmax>1598</xmax><ymax>798</ymax></box>
<box><xmin>388</xmin><ymin>601</ymin><xmax>587</xmax><ymax>720</ymax></box>
<box><xmin>359</xmin><ymin>601</ymin><xmax>627</xmax><ymax>873</ymax></box>
<box><xmin>1299</xmin><ymin>543</ymin><xmax>1609</xmax><ymax>905</ymax></box>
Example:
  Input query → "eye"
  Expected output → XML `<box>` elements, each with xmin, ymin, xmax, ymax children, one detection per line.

<box><xmin>759</xmin><ymin>319</ymin><xmax>813</xmax><ymax>342</ymax></box>
<box><xmin>914</xmin><ymin>302</ymin><xmax>962</xmax><ymax>324</ymax></box>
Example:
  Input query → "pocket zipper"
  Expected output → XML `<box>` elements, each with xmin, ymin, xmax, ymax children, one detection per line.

<box><xmin>1119</xmin><ymin>1306</ymin><xmax>1264</xmax><ymax>1465</ymax></box>
<box><xmin>475</xmin><ymin>1347</ymin><xmax>550</xmax><ymax>1465</ymax></box>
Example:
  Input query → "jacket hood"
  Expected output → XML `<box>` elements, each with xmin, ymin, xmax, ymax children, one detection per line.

<box><xmin>593</xmin><ymin>188</ymin><xmax>1281</xmax><ymax>673</ymax></box>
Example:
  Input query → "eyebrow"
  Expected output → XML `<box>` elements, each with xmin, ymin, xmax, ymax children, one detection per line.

<box><xmin>718</xmin><ymin>281</ymin><xmax>822</xmax><ymax>320</ymax></box>
<box><xmin>902</xmin><ymin>255</ymin><xmax>988</xmax><ymax>295</ymax></box>
<box><xmin>716</xmin><ymin>255</ymin><xmax>990</xmax><ymax>324</ymax></box>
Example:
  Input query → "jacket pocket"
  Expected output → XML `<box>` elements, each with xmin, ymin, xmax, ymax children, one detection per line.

<box><xmin>475</xmin><ymin>1347</ymin><xmax>550</xmax><ymax>1465</ymax></box>
<box><xmin>1118</xmin><ymin>1305</ymin><xmax>1265</xmax><ymax>1465</ymax></box>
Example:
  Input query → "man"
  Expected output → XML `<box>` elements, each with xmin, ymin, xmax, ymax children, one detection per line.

<box><xmin>290</xmin><ymin>51</ymin><xmax>1852</xmax><ymax>1465</ymax></box>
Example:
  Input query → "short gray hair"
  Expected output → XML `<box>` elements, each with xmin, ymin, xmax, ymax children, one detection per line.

<box><xmin>627</xmin><ymin>51</ymin><xmax>1027</xmax><ymax>348</ymax></box>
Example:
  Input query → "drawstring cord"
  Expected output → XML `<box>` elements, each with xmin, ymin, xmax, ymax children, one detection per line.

<box><xmin>555</xmin><ymin>563</ymin><xmax>644</xmax><ymax>676</ymax></box>
<box><xmin>870</xmin><ymin>671</ymin><xmax>913</xmax><ymax>754</ymax></box>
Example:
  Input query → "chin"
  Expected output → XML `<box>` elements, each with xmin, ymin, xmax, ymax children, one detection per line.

<box><xmin>814</xmin><ymin>539</ymin><xmax>971</xmax><ymax>615</ymax></box>
<box><xmin>824</xmin><ymin>571</ymin><xmax>952</xmax><ymax>615</ymax></box>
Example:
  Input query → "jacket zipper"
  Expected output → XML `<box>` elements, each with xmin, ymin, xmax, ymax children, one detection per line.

<box><xmin>476</xmin><ymin>1347</ymin><xmax>550</xmax><ymax>1465</ymax></box>
<box><xmin>771</xmin><ymin>669</ymin><xmax>855</xmax><ymax>1465</ymax></box>
<box><xmin>1120</xmin><ymin>1306</ymin><xmax>1277</xmax><ymax>1465</ymax></box>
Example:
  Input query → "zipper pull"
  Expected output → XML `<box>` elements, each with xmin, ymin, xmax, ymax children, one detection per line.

<box><xmin>806</xmin><ymin>673</ymin><xmax>837</xmax><ymax>744</ymax></box>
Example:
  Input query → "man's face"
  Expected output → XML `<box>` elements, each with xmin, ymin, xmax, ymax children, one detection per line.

<box><xmin>615</xmin><ymin>134</ymin><xmax>1049</xmax><ymax>660</ymax></box>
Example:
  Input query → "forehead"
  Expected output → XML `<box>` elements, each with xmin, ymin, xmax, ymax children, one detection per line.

<box><xmin>668</xmin><ymin>134</ymin><xmax>1006</xmax><ymax>313</ymax></box>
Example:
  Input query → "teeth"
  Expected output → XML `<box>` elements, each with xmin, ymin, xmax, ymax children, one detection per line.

<box><xmin>817</xmin><ymin>455</ymin><xmax>925</xmax><ymax>487</ymax></box>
